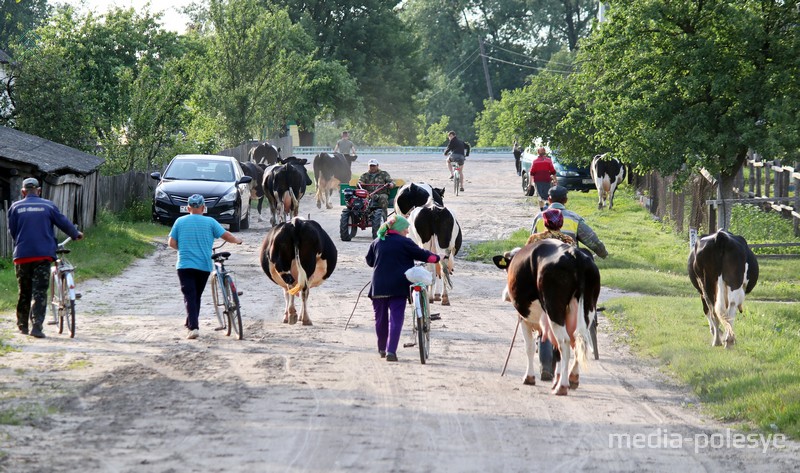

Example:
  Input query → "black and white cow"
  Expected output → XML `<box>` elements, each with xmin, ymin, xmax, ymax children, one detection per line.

<box><xmin>590</xmin><ymin>153</ymin><xmax>626</xmax><ymax>209</ymax></box>
<box><xmin>493</xmin><ymin>240</ymin><xmax>600</xmax><ymax>395</ymax></box>
<box><xmin>688</xmin><ymin>230</ymin><xmax>759</xmax><ymax>348</ymax></box>
<box><xmin>407</xmin><ymin>203</ymin><xmax>461</xmax><ymax>305</ymax></box>
<box><xmin>260</xmin><ymin>217</ymin><xmax>337</xmax><ymax>325</ymax></box>
<box><xmin>241</xmin><ymin>161</ymin><xmax>268</xmax><ymax>221</ymax></box>
<box><xmin>313</xmin><ymin>152</ymin><xmax>358</xmax><ymax>209</ymax></box>
<box><xmin>250</xmin><ymin>141</ymin><xmax>281</xmax><ymax>165</ymax></box>
<box><xmin>263</xmin><ymin>157</ymin><xmax>313</xmax><ymax>226</ymax></box>
<box><xmin>394</xmin><ymin>182</ymin><xmax>445</xmax><ymax>217</ymax></box>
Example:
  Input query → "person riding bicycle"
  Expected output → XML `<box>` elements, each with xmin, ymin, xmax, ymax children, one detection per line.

<box><xmin>529</xmin><ymin>185</ymin><xmax>607</xmax><ymax>380</ymax></box>
<box><xmin>168</xmin><ymin>194</ymin><xmax>243</xmax><ymax>340</ymax></box>
<box><xmin>8</xmin><ymin>178</ymin><xmax>84</xmax><ymax>338</ymax></box>
<box><xmin>444</xmin><ymin>131</ymin><xmax>470</xmax><ymax>191</ymax></box>
<box><xmin>366</xmin><ymin>215</ymin><xmax>440</xmax><ymax>362</ymax></box>
<box><xmin>358</xmin><ymin>159</ymin><xmax>394</xmax><ymax>218</ymax></box>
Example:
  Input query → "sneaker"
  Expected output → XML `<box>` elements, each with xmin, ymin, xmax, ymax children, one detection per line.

<box><xmin>187</xmin><ymin>329</ymin><xmax>199</xmax><ymax>340</ymax></box>
<box><xmin>429</xmin><ymin>314</ymin><xmax>441</xmax><ymax>321</ymax></box>
<box><xmin>540</xmin><ymin>370</ymin><xmax>554</xmax><ymax>382</ymax></box>
<box><xmin>459</xmin><ymin>187</ymin><xmax>464</xmax><ymax>192</ymax></box>
<box><xmin>30</xmin><ymin>328</ymin><xmax>46</xmax><ymax>339</ymax></box>
<box><xmin>47</xmin><ymin>320</ymin><xmax>58</xmax><ymax>325</ymax></box>
<box><xmin>449</xmin><ymin>175</ymin><xmax>454</xmax><ymax>180</ymax></box>
<box><xmin>379</xmin><ymin>350</ymin><xmax>387</xmax><ymax>358</ymax></box>
<box><xmin>386</xmin><ymin>353</ymin><xmax>398</xmax><ymax>362</ymax></box>
<box><xmin>18</xmin><ymin>326</ymin><xmax>29</xmax><ymax>335</ymax></box>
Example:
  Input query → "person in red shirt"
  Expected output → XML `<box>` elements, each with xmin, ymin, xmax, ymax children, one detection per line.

<box><xmin>530</xmin><ymin>147</ymin><xmax>557</xmax><ymax>210</ymax></box>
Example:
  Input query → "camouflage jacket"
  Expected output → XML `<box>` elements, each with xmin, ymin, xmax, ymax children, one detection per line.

<box><xmin>359</xmin><ymin>170</ymin><xmax>393</xmax><ymax>195</ymax></box>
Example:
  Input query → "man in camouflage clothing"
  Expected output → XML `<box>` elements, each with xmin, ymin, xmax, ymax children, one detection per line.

<box><xmin>8</xmin><ymin>178</ymin><xmax>83</xmax><ymax>338</ymax></box>
<box><xmin>358</xmin><ymin>159</ymin><xmax>395</xmax><ymax>219</ymax></box>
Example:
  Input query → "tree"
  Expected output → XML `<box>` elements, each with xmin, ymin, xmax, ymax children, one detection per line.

<box><xmin>198</xmin><ymin>0</ymin><xmax>350</xmax><ymax>146</ymax></box>
<box><xmin>0</xmin><ymin>0</ymin><xmax>49</xmax><ymax>54</ymax></box>
<box><xmin>276</xmin><ymin>0</ymin><xmax>427</xmax><ymax>144</ymax></box>
<box><xmin>575</xmin><ymin>0</ymin><xmax>800</xmax><ymax>227</ymax></box>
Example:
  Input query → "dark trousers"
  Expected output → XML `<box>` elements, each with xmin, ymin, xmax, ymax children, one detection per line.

<box><xmin>372</xmin><ymin>296</ymin><xmax>407</xmax><ymax>355</ymax></box>
<box><xmin>178</xmin><ymin>268</ymin><xmax>210</xmax><ymax>331</ymax></box>
<box><xmin>15</xmin><ymin>260</ymin><xmax>52</xmax><ymax>331</ymax></box>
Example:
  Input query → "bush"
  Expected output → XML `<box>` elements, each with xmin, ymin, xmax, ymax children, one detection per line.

<box><xmin>729</xmin><ymin>204</ymin><xmax>800</xmax><ymax>256</ymax></box>
<box><xmin>116</xmin><ymin>199</ymin><xmax>152</xmax><ymax>223</ymax></box>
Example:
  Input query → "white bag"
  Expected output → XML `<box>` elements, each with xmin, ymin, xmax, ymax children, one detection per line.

<box><xmin>405</xmin><ymin>265</ymin><xmax>433</xmax><ymax>285</ymax></box>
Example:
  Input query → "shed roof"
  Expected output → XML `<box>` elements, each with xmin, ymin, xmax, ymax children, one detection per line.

<box><xmin>0</xmin><ymin>126</ymin><xmax>105</xmax><ymax>174</ymax></box>
<box><xmin>0</xmin><ymin>49</ymin><xmax>11</xmax><ymax>64</ymax></box>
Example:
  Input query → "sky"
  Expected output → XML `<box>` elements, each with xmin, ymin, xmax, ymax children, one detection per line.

<box><xmin>57</xmin><ymin>0</ymin><xmax>194</xmax><ymax>34</ymax></box>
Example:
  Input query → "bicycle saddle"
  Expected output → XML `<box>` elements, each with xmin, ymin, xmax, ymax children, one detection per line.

<box><xmin>212</xmin><ymin>251</ymin><xmax>231</xmax><ymax>260</ymax></box>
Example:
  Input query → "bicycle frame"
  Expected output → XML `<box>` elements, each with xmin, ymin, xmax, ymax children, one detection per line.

<box><xmin>49</xmin><ymin>237</ymin><xmax>77</xmax><ymax>337</ymax></box>
<box><xmin>210</xmin><ymin>241</ymin><xmax>243</xmax><ymax>339</ymax></box>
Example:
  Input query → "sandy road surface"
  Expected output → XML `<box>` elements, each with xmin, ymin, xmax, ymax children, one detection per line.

<box><xmin>1</xmin><ymin>154</ymin><xmax>797</xmax><ymax>472</ymax></box>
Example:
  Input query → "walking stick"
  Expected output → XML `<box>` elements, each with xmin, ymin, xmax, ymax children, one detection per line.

<box><xmin>345</xmin><ymin>280</ymin><xmax>371</xmax><ymax>331</ymax></box>
<box><xmin>501</xmin><ymin>316</ymin><xmax>521</xmax><ymax>376</ymax></box>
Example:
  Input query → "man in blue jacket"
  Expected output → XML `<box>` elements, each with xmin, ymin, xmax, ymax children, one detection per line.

<box><xmin>8</xmin><ymin>178</ymin><xmax>83</xmax><ymax>338</ymax></box>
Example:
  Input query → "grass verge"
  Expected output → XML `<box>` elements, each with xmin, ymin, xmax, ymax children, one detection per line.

<box><xmin>605</xmin><ymin>296</ymin><xmax>800</xmax><ymax>438</ymax></box>
<box><xmin>0</xmin><ymin>210</ymin><xmax>168</xmax><ymax>313</ymax></box>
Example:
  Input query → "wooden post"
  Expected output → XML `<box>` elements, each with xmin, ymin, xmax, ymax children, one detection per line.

<box><xmin>707</xmin><ymin>201</ymin><xmax>717</xmax><ymax>233</ymax></box>
<box><xmin>765</xmin><ymin>161</ymin><xmax>772</xmax><ymax>198</ymax></box>
<box><xmin>747</xmin><ymin>159</ymin><xmax>755</xmax><ymax>196</ymax></box>
<box><xmin>756</xmin><ymin>164</ymin><xmax>762</xmax><ymax>196</ymax></box>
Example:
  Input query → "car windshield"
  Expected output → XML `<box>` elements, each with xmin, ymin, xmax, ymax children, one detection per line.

<box><xmin>164</xmin><ymin>159</ymin><xmax>235</xmax><ymax>182</ymax></box>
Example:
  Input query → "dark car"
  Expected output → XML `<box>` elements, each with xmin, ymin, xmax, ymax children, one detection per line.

<box><xmin>151</xmin><ymin>154</ymin><xmax>252</xmax><ymax>231</ymax></box>
<box><xmin>520</xmin><ymin>148</ymin><xmax>594</xmax><ymax>195</ymax></box>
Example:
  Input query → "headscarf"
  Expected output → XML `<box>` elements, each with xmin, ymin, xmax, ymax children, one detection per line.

<box><xmin>377</xmin><ymin>215</ymin><xmax>410</xmax><ymax>240</ymax></box>
<box><xmin>542</xmin><ymin>208</ymin><xmax>564</xmax><ymax>230</ymax></box>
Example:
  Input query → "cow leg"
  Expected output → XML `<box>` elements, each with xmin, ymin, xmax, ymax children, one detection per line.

<box><xmin>520</xmin><ymin>318</ymin><xmax>537</xmax><ymax>385</ymax></box>
<box><xmin>285</xmin><ymin>291</ymin><xmax>298</xmax><ymax>325</ymax></box>
<box><xmin>720</xmin><ymin>282</ymin><xmax>745</xmax><ymax>348</ymax></box>
<box><xmin>281</xmin><ymin>290</ymin><xmax>292</xmax><ymax>323</ymax></box>
<box><xmin>257</xmin><ymin>197</ymin><xmax>264</xmax><ymax>222</ymax></box>
<box><xmin>550</xmin><ymin>322</ymin><xmax>571</xmax><ymax>396</ymax></box>
<box><xmin>299</xmin><ymin>287</ymin><xmax>313</xmax><ymax>326</ymax></box>
<box><xmin>326</xmin><ymin>188</ymin><xmax>334</xmax><ymax>209</ymax></box>
<box><xmin>608</xmin><ymin>182</ymin><xmax>618</xmax><ymax>210</ymax></box>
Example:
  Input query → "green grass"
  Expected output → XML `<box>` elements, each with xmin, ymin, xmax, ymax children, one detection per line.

<box><xmin>605</xmin><ymin>296</ymin><xmax>800</xmax><ymax>438</ymax></box>
<box><xmin>0</xmin><ymin>209</ymin><xmax>168</xmax><ymax>312</ymax></box>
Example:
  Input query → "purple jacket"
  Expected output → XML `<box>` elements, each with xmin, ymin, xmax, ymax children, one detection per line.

<box><xmin>366</xmin><ymin>233</ymin><xmax>439</xmax><ymax>298</ymax></box>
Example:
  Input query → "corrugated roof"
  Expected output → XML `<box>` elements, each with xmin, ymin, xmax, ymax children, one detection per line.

<box><xmin>0</xmin><ymin>126</ymin><xmax>105</xmax><ymax>174</ymax></box>
<box><xmin>0</xmin><ymin>49</ymin><xmax>11</xmax><ymax>63</ymax></box>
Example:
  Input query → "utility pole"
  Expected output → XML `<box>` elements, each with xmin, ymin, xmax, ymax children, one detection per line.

<box><xmin>478</xmin><ymin>37</ymin><xmax>494</xmax><ymax>101</ymax></box>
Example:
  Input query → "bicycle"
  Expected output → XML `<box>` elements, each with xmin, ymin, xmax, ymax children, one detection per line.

<box><xmin>209</xmin><ymin>242</ymin><xmax>244</xmax><ymax>340</ymax></box>
<box><xmin>48</xmin><ymin>237</ymin><xmax>79</xmax><ymax>338</ymax></box>
<box><xmin>452</xmin><ymin>162</ymin><xmax>463</xmax><ymax>196</ymax></box>
<box><xmin>403</xmin><ymin>263</ymin><xmax>439</xmax><ymax>364</ymax></box>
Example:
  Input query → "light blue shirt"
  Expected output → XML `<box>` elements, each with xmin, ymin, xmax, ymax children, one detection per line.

<box><xmin>169</xmin><ymin>214</ymin><xmax>226</xmax><ymax>272</ymax></box>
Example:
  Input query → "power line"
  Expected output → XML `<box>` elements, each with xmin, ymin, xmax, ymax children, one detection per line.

<box><xmin>484</xmin><ymin>41</ymin><xmax>575</xmax><ymax>68</ymax></box>
<box><xmin>482</xmin><ymin>54</ymin><xmax>572</xmax><ymax>75</ymax></box>
<box><xmin>445</xmin><ymin>47</ymin><xmax>480</xmax><ymax>78</ymax></box>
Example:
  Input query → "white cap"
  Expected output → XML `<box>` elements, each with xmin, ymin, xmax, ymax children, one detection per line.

<box><xmin>368</xmin><ymin>159</ymin><xmax>379</xmax><ymax>166</ymax></box>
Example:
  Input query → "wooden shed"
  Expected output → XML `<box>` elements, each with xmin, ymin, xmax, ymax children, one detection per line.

<box><xmin>1</xmin><ymin>127</ymin><xmax>105</xmax><ymax>255</ymax></box>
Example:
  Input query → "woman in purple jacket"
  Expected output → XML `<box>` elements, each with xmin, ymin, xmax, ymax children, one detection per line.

<box><xmin>366</xmin><ymin>215</ymin><xmax>440</xmax><ymax>362</ymax></box>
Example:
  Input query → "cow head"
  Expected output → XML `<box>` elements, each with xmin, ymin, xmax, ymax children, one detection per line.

<box><xmin>492</xmin><ymin>248</ymin><xmax>522</xmax><ymax>271</ymax></box>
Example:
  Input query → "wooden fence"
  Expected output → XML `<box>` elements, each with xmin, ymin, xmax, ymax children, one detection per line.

<box><xmin>96</xmin><ymin>171</ymin><xmax>153</xmax><ymax>213</ymax></box>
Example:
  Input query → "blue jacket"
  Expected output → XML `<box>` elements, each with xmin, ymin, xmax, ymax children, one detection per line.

<box><xmin>8</xmin><ymin>195</ymin><xmax>82</xmax><ymax>262</ymax></box>
<box><xmin>366</xmin><ymin>233</ymin><xmax>438</xmax><ymax>298</ymax></box>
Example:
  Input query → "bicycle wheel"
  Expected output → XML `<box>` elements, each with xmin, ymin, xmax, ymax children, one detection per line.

<box><xmin>57</xmin><ymin>275</ymin><xmax>67</xmax><ymax>335</ymax></box>
<box><xmin>64</xmin><ymin>273</ymin><xmax>76</xmax><ymax>338</ymax></box>
<box><xmin>225</xmin><ymin>276</ymin><xmax>243</xmax><ymax>340</ymax></box>
<box><xmin>416</xmin><ymin>292</ymin><xmax>430</xmax><ymax>364</ymax></box>
<box><xmin>210</xmin><ymin>273</ymin><xmax>227</xmax><ymax>330</ymax></box>
<box><xmin>48</xmin><ymin>270</ymin><xmax>59</xmax><ymax>326</ymax></box>
<box><xmin>453</xmin><ymin>171</ymin><xmax>460</xmax><ymax>196</ymax></box>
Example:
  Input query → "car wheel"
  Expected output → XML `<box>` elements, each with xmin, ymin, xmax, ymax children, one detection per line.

<box><xmin>230</xmin><ymin>207</ymin><xmax>242</xmax><ymax>232</ymax></box>
<box><xmin>240</xmin><ymin>202</ymin><xmax>250</xmax><ymax>230</ymax></box>
<box><xmin>522</xmin><ymin>172</ymin><xmax>535</xmax><ymax>196</ymax></box>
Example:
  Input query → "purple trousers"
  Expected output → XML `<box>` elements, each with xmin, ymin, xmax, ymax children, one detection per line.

<box><xmin>372</xmin><ymin>296</ymin><xmax>407</xmax><ymax>355</ymax></box>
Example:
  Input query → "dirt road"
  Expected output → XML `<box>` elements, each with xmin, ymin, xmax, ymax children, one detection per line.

<box><xmin>1</xmin><ymin>154</ymin><xmax>796</xmax><ymax>472</ymax></box>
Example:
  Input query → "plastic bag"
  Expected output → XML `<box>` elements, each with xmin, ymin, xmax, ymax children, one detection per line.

<box><xmin>405</xmin><ymin>265</ymin><xmax>433</xmax><ymax>285</ymax></box>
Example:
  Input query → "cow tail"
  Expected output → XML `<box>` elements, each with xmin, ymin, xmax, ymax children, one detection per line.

<box><xmin>574</xmin><ymin>271</ymin><xmax>592</xmax><ymax>370</ymax></box>
<box><xmin>288</xmin><ymin>226</ymin><xmax>308</xmax><ymax>296</ymax></box>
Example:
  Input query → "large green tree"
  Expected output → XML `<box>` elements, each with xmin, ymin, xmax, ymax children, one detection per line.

<box><xmin>276</xmin><ymin>0</ymin><xmax>426</xmax><ymax>144</ymax></box>
<box><xmin>198</xmin><ymin>0</ymin><xmax>352</xmax><ymax>146</ymax></box>
<box><xmin>0</xmin><ymin>0</ymin><xmax>49</xmax><ymax>53</ymax></box>
<box><xmin>575</xmin><ymin>0</ymin><xmax>800</xmax><ymax>227</ymax></box>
